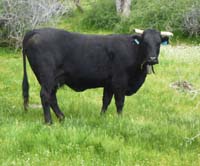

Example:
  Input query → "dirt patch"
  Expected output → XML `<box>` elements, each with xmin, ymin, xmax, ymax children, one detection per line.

<box><xmin>170</xmin><ymin>81</ymin><xmax>196</xmax><ymax>93</ymax></box>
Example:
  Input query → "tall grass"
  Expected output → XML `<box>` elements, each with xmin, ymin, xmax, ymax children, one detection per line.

<box><xmin>0</xmin><ymin>45</ymin><xmax>200</xmax><ymax>165</ymax></box>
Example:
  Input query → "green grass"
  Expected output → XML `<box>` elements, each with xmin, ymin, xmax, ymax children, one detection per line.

<box><xmin>0</xmin><ymin>45</ymin><xmax>200</xmax><ymax>165</ymax></box>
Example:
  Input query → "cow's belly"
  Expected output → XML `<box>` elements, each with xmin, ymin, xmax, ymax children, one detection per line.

<box><xmin>65</xmin><ymin>77</ymin><xmax>106</xmax><ymax>92</ymax></box>
<box><xmin>55</xmin><ymin>67</ymin><xmax>110</xmax><ymax>91</ymax></box>
<box><xmin>58</xmin><ymin>65</ymin><xmax>111</xmax><ymax>91</ymax></box>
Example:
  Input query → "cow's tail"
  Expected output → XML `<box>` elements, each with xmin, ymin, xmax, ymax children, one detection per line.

<box><xmin>22</xmin><ymin>48</ymin><xmax>29</xmax><ymax>111</ymax></box>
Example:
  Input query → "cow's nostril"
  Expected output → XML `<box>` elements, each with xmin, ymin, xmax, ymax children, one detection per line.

<box><xmin>147</xmin><ymin>57</ymin><xmax>158</xmax><ymax>65</ymax></box>
<box><xmin>149</xmin><ymin>57</ymin><xmax>156</xmax><ymax>60</ymax></box>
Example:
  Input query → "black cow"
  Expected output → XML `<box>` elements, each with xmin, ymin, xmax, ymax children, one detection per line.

<box><xmin>22</xmin><ymin>28</ymin><xmax>171</xmax><ymax>123</ymax></box>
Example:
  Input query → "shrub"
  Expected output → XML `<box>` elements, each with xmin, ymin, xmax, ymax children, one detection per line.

<box><xmin>81</xmin><ymin>0</ymin><xmax>120</xmax><ymax>30</ymax></box>
<box><xmin>113</xmin><ymin>18</ymin><xmax>132</xmax><ymax>33</ymax></box>
<box><xmin>0</xmin><ymin>0</ymin><xmax>73</xmax><ymax>48</ymax></box>
<box><xmin>183</xmin><ymin>5</ymin><xmax>200</xmax><ymax>37</ymax></box>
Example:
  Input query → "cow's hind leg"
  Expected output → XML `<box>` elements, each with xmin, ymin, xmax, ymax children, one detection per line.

<box><xmin>50</xmin><ymin>89</ymin><xmax>65</xmax><ymax>122</ymax></box>
<box><xmin>101</xmin><ymin>87</ymin><xmax>113</xmax><ymax>114</ymax></box>
<box><xmin>40</xmin><ymin>87</ymin><xmax>53</xmax><ymax>124</ymax></box>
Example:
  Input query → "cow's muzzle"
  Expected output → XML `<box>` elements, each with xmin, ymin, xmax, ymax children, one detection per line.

<box><xmin>147</xmin><ymin>57</ymin><xmax>159</xmax><ymax>65</ymax></box>
<box><xmin>146</xmin><ymin>57</ymin><xmax>158</xmax><ymax>74</ymax></box>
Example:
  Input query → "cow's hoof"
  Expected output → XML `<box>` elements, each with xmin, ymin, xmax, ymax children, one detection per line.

<box><xmin>24</xmin><ymin>98</ymin><xmax>29</xmax><ymax>111</ymax></box>
<box><xmin>45</xmin><ymin>120</ymin><xmax>53</xmax><ymax>125</ymax></box>
<box><xmin>117</xmin><ymin>111</ymin><xmax>123</xmax><ymax>116</ymax></box>
<box><xmin>59</xmin><ymin>115</ymin><xmax>65</xmax><ymax>122</ymax></box>
<box><xmin>100</xmin><ymin>110</ymin><xmax>106</xmax><ymax>116</ymax></box>
<box><xmin>24</xmin><ymin>105</ymin><xmax>28</xmax><ymax>112</ymax></box>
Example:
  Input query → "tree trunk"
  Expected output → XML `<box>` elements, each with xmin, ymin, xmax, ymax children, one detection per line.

<box><xmin>74</xmin><ymin>0</ymin><xmax>84</xmax><ymax>13</ymax></box>
<box><xmin>116</xmin><ymin>0</ymin><xmax>131</xmax><ymax>17</ymax></box>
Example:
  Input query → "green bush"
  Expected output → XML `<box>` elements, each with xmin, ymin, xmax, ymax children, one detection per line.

<box><xmin>113</xmin><ymin>18</ymin><xmax>132</xmax><ymax>33</ymax></box>
<box><xmin>81</xmin><ymin>0</ymin><xmax>120</xmax><ymax>30</ymax></box>
<box><xmin>114</xmin><ymin>0</ymin><xmax>195</xmax><ymax>34</ymax></box>
<box><xmin>116</xmin><ymin>0</ymin><xmax>191</xmax><ymax>32</ymax></box>
<box><xmin>80</xmin><ymin>0</ymin><xmax>199</xmax><ymax>37</ymax></box>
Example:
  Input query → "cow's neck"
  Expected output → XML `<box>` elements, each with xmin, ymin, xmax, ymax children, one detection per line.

<box><xmin>136</xmin><ymin>45</ymin><xmax>146</xmax><ymax>70</ymax></box>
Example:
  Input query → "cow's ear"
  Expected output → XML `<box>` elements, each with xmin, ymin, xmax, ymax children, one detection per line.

<box><xmin>132</xmin><ymin>35</ymin><xmax>142</xmax><ymax>45</ymax></box>
<box><xmin>161</xmin><ymin>36</ymin><xmax>169</xmax><ymax>45</ymax></box>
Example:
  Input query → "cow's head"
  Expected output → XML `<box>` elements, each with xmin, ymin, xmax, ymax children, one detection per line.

<box><xmin>132</xmin><ymin>29</ymin><xmax>173</xmax><ymax>74</ymax></box>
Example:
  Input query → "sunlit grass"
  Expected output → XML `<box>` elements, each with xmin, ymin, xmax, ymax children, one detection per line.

<box><xmin>0</xmin><ymin>45</ymin><xmax>200</xmax><ymax>165</ymax></box>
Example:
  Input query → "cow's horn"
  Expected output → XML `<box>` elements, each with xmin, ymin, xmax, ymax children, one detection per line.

<box><xmin>135</xmin><ymin>29</ymin><xmax>144</xmax><ymax>34</ymax></box>
<box><xmin>161</xmin><ymin>31</ymin><xmax>173</xmax><ymax>37</ymax></box>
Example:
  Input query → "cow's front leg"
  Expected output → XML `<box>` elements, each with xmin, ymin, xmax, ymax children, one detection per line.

<box><xmin>112</xmin><ymin>74</ymin><xmax>127</xmax><ymax>114</ymax></box>
<box><xmin>114</xmin><ymin>88</ymin><xmax>125</xmax><ymax>114</ymax></box>
<box><xmin>101</xmin><ymin>87</ymin><xmax>113</xmax><ymax>114</ymax></box>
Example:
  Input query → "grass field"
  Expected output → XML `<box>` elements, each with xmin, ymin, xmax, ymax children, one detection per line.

<box><xmin>0</xmin><ymin>45</ymin><xmax>200</xmax><ymax>165</ymax></box>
